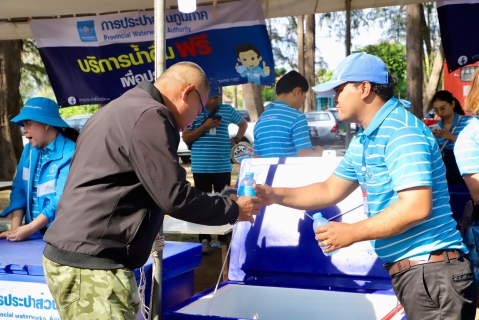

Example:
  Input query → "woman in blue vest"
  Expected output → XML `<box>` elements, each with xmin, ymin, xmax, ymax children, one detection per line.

<box><xmin>0</xmin><ymin>97</ymin><xmax>77</xmax><ymax>241</ymax></box>
<box><xmin>430</xmin><ymin>90</ymin><xmax>471</xmax><ymax>184</ymax></box>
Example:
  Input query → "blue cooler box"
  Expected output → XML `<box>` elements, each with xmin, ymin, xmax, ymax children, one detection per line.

<box><xmin>0</xmin><ymin>239</ymin><xmax>201</xmax><ymax>319</ymax></box>
<box><xmin>165</xmin><ymin>157</ymin><xmax>406</xmax><ymax>320</ymax></box>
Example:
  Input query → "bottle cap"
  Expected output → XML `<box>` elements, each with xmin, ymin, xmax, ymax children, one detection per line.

<box><xmin>245</xmin><ymin>172</ymin><xmax>254</xmax><ymax>177</ymax></box>
<box><xmin>312</xmin><ymin>212</ymin><xmax>323</xmax><ymax>220</ymax></box>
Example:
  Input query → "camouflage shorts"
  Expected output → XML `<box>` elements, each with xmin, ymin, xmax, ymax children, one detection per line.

<box><xmin>43</xmin><ymin>256</ymin><xmax>140</xmax><ymax>320</ymax></box>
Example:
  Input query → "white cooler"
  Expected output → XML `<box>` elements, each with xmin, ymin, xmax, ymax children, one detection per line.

<box><xmin>164</xmin><ymin>156</ymin><xmax>406</xmax><ymax>320</ymax></box>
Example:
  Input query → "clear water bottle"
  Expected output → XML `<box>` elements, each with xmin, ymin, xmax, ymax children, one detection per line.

<box><xmin>312</xmin><ymin>212</ymin><xmax>337</xmax><ymax>256</ymax></box>
<box><xmin>238</xmin><ymin>172</ymin><xmax>256</xmax><ymax>197</ymax></box>
<box><xmin>469</xmin><ymin>251</ymin><xmax>479</xmax><ymax>280</ymax></box>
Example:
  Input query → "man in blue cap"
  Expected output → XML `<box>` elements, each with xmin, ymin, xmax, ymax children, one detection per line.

<box><xmin>183</xmin><ymin>80</ymin><xmax>248</xmax><ymax>252</ymax></box>
<box><xmin>255</xmin><ymin>52</ymin><xmax>477</xmax><ymax>319</ymax></box>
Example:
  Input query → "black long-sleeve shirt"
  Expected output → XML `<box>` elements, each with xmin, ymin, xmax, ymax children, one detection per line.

<box><xmin>44</xmin><ymin>81</ymin><xmax>238</xmax><ymax>270</ymax></box>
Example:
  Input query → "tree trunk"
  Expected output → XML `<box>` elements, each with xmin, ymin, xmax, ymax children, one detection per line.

<box><xmin>406</xmin><ymin>5</ymin><xmax>424</xmax><ymax>118</ymax></box>
<box><xmin>297</xmin><ymin>15</ymin><xmax>305</xmax><ymax>76</ymax></box>
<box><xmin>242</xmin><ymin>83</ymin><xmax>264</xmax><ymax>122</ymax></box>
<box><xmin>304</xmin><ymin>14</ymin><xmax>316</xmax><ymax>113</ymax></box>
<box><xmin>0</xmin><ymin>40</ymin><xmax>23</xmax><ymax>181</ymax></box>
<box><xmin>423</xmin><ymin>44</ymin><xmax>444</xmax><ymax>115</ymax></box>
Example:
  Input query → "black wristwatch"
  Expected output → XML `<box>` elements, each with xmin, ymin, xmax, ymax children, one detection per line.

<box><xmin>234</xmin><ymin>137</ymin><xmax>241</xmax><ymax>144</ymax></box>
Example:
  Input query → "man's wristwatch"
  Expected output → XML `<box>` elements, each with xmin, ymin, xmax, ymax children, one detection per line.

<box><xmin>234</xmin><ymin>137</ymin><xmax>240</xmax><ymax>144</ymax></box>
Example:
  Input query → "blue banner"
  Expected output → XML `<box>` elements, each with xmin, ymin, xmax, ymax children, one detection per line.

<box><xmin>437</xmin><ymin>0</ymin><xmax>479</xmax><ymax>73</ymax></box>
<box><xmin>30</xmin><ymin>0</ymin><xmax>274</xmax><ymax>106</ymax></box>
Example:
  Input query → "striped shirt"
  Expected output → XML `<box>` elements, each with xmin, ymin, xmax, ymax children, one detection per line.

<box><xmin>31</xmin><ymin>140</ymin><xmax>54</xmax><ymax>220</ymax></box>
<box><xmin>435</xmin><ymin>113</ymin><xmax>471</xmax><ymax>151</ymax></box>
<box><xmin>253</xmin><ymin>101</ymin><xmax>312</xmax><ymax>157</ymax></box>
<box><xmin>189</xmin><ymin>104</ymin><xmax>243</xmax><ymax>173</ymax></box>
<box><xmin>334</xmin><ymin>97</ymin><xmax>466</xmax><ymax>263</ymax></box>
<box><xmin>454</xmin><ymin>116</ymin><xmax>479</xmax><ymax>175</ymax></box>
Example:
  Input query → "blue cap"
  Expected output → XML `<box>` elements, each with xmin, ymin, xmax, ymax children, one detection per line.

<box><xmin>245</xmin><ymin>172</ymin><xmax>254</xmax><ymax>177</ymax></box>
<box><xmin>312</xmin><ymin>212</ymin><xmax>323</xmax><ymax>220</ymax></box>
<box><xmin>208</xmin><ymin>80</ymin><xmax>222</xmax><ymax>98</ymax></box>
<box><xmin>11</xmin><ymin>97</ymin><xmax>69</xmax><ymax>128</ymax></box>
<box><xmin>312</xmin><ymin>52</ymin><xmax>389</xmax><ymax>96</ymax></box>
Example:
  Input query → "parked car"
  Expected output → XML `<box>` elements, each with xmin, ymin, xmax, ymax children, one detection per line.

<box><xmin>305</xmin><ymin>110</ymin><xmax>357</xmax><ymax>146</ymax></box>
<box><xmin>64</xmin><ymin>114</ymin><xmax>93</xmax><ymax>132</ymax></box>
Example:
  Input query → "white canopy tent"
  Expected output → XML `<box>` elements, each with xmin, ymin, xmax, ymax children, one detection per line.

<box><xmin>1</xmin><ymin>0</ymin><xmax>428</xmax><ymax>40</ymax></box>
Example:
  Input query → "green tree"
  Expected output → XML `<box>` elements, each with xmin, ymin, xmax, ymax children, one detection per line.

<box><xmin>21</xmin><ymin>39</ymin><xmax>53</xmax><ymax>101</ymax></box>
<box><xmin>355</xmin><ymin>41</ymin><xmax>407</xmax><ymax>99</ymax></box>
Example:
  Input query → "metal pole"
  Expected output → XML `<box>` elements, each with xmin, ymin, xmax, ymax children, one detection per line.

<box><xmin>151</xmin><ymin>0</ymin><xmax>166</xmax><ymax>319</ymax></box>
<box><xmin>345</xmin><ymin>0</ymin><xmax>352</xmax><ymax>148</ymax></box>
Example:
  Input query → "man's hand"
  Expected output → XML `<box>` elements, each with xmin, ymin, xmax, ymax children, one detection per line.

<box><xmin>202</xmin><ymin>118</ymin><xmax>221</xmax><ymax>129</ymax></box>
<box><xmin>6</xmin><ymin>224</ymin><xmax>36</xmax><ymax>242</ymax></box>
<box><xmin>254</xmin><ymin>184</ymin><xmax>276</xmax><ymax>206</ymax></box>
<box><xmin>314</xmin><ymin>222</ymin><xmax>358</xmax><ymax>253</ymax></box>
<box><xmin>235</xmin><ymin>196</ymin><xmax>261</xmax><ymax>224</ymax></box>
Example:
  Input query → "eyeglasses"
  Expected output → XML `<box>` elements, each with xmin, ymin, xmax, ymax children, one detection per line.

<box><xmin>432</xmin><ymin>105</ymin><xmax>448</xmax><ymax>114</ymax></box>
<box><xmin>194</xmin><ymin>89</ymin><xmax>207</xmax><ymax>121</ymax></box>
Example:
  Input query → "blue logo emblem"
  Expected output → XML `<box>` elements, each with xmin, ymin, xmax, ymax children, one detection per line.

<box><xmin>77</xmin><ymin>21</ymin><xmax>97</xmax><ymax>42</ymax></box>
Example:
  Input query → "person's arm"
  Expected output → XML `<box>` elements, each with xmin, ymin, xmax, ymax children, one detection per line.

<box><xmin>255</xmin><ymin>174</ymin><xmax>359</xmax><ymax>210</ymax></box>
<box><xmin>230</xmin><ymin>116</ymin><xmax>248</xmax><ymax>146</ymax></box>
<box><xmin>315</xmin><ymin>126</ymin><xmax>436</xmax><ymax>253</ymax></box>
<box><xmin>6</xmin><ymin>214</ymin><xmax>49</xmax><ymax>242</ymax></box>
<box><xmin>129</xmin><ymin>109</ymin><xmax>260</xmax><ymax>225</ymax></box>
<box><xmin>182</xmin><ymin>118</ymin><xmax>220</xmax><ymax>143</ymax></box>
<box><xmin>0</xmin><ymin>150</ymin><xmax>28</xmax><ymax>218</ymax></box>
<box><xmin>315</xmin><ymin>186</ymin><xmax>432</xmax><ymax>253</ymax></box>
<box><xmin>0</xmin><ymin>209</ymin><xmax>24</xmax><ymax>239</ymax></box>
<box><xmin>464</xmin><ymin>173</ymin><xmax>479</xmax><ymax>204</ymax></box>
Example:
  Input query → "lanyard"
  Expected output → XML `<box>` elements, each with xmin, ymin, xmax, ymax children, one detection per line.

<box><xmin>361</xmin><ymin>136</ymin><xmax>370</xmax><ymax>216</ymax></box>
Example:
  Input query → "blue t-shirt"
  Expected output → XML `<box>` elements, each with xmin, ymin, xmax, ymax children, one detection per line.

<box><xmin>435</xmin><ymin>113</ymin><xmax>471</xmax><ymax>151</ymax></box>
<box><xmin>455</xmin><ymin>116</ymin><xmax>479</xmax><ymax>176</ymax></box>
<box><xmin>188</xmin><ymin>104</ymin><xmax>243</xmax><ymax>173</ymax></box>
<box><xmin>334</xmin><ymin>97</ymin><xmax>466</xmax><ymax>263</ymax></box>
<box><xmin>253</xmin><ymin>101</ymin><xmax>312</xmax><ymax>158</ymax></box>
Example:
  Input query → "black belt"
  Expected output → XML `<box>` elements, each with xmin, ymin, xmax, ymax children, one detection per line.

<box><xmin>384</xmin><ymin>250</ymin><xmax>464</xmax><ymax>276</ymax></box>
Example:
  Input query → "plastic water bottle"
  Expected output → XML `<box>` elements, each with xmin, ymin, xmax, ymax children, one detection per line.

<box><xmin>238</xmin><ymin>172</ymin><xmax>256</xmax><ymax>197</ymax></box>
<box><xmin>312</xmin><ymin>212</ymin><xmax>337</xmax><ymax>256</ymax></box>
<box><xmin>469</xmin><ymin>251</ymin><xmax>479</xmax><ymax>280</ymax></box>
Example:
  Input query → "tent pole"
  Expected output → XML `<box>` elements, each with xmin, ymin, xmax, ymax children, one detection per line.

<box><xmin>150</xmin><ymin>0</ymin><xmax>165</xmax><ymax>319</ymax></box>
<box><xmin>345</xmin><ymin>0</ymin><xmax>352</xmax><ymax>148</ymax></box>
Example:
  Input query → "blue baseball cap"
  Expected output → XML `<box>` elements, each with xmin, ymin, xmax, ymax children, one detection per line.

<box><xmin>312</xmin><ymin>52</ymin><xmax>389</xmax><ymax>96</ymax></box>
<box><xmin>11</xmin><ymin>97</ymin><xmax>69</xmax><ymax>128</ymax></box>
<box><xmin>208</xmin><ymin>80</ymin><xmax>222</xmax><ymax>98</ymax></box>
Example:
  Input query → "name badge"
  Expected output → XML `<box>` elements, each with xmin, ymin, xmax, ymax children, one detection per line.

<box><xmin>210</xmin><ymin>128</ymin><xmax>216</xmax><ymax>135</ymax></box>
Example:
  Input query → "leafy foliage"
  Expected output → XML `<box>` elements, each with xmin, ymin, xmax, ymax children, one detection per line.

<box><xmin>20</xmin><ymin>39</ymin><xmax>53</xmax><ymax>101</ymax></box>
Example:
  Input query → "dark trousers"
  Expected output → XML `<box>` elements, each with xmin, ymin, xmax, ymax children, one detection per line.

<box><xmin>390</xmin><ymin>254</ymin><xmax>478</xmax><ymax>320</ymax></box>
<box><xmin>193</xmin><ymin>172</ymin><xmax>231</xmax><ymax>243</ymax></box>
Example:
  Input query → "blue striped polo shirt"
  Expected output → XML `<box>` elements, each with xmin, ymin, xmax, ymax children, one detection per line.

<box><xmin>455</xmin><ymin>116</ymin><xmax>479</xmax><ymax>175</ymax></box>
<box><xmin>334</xmin><ymin>97</ymin><xmax>466</xmax><ymax>263</ymax></box>
<box><xmin>189</xmin><ymin>104</ymin><xmax>243</xmax><ymax>173</ymax></box>
<box><xmin>434</xmin><ymin>113</ymin><xmax>471</xmax><ymax>151</ymax></box>
<box><xmin>31</xmin><ymin>139</ymin><xmax>54</xmax><ymax>220</ymax></box>
<box><xmin>253</xmin><ymin>101</ymin><xmax>312</xmax><ymax>157</ymax></box>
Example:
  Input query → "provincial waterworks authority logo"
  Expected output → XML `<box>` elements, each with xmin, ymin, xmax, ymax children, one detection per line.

<box><xmin>77</xmin><ymin>20</ymin><xmax>98</xmax><ymax>42</ymax></box>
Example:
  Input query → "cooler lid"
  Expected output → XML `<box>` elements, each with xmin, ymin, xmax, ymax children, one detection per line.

<box><xmin>229</xmin><ymin>157</ymin><xmax>392</xmax><ymax>291</ymax></box>
<box><xmin>0</xmin><ymin>239</ymin><xmax>201</xmax><ymax>277</ymax></box>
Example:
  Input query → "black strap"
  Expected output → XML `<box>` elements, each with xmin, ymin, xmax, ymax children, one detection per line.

<box><xmin>206</xmin><ymin>105</ymin><xmax>220</xmax><ymax>120</ymax></box>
